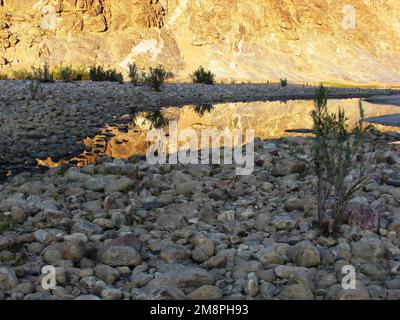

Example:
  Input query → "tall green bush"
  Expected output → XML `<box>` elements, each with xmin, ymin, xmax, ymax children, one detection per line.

<box><xmin>143</xmin><ymin>66</ymin><xmax>174</xmax><ymax>91</ymax></box>
<box><xmin>311</xmin><ymin>85</ymin><xmax>371</xmax><ymax>234</ymax></box>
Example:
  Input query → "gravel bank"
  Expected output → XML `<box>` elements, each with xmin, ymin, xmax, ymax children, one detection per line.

<box><xmin>0</xmin><ymin>130</ymin><xmax>399</xmax><ymax>300</ymax></box>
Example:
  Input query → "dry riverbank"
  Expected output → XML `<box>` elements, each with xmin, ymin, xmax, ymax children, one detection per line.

<box><xmin>0</xmin><ymin>130</ymin><xmax>399</xmax><ymax>300</ymax></box>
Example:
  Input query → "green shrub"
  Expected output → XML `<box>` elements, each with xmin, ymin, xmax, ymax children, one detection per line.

<box><xmin>74</xmin><ymin>66</ymin><xmax>90</xmax><ymax>81</ymax></box>
<box><xmin>143</xmin><ymin>66</ymin><xmax>174</xmax><ymax>91</ymax></box>
<box><xmin>28</xmin><ymin>80</ymin><xmax>40</xmax><ymax>100</ymax></box>
<box><xmin>33</xmin><ymin>63</ymin><xmax>54</xmax><ymax>83</ymax></box>
<box><xmin>58</xmin><ymin>66</ymin><xmax>73</xmax><ymax>82</ymax></box>
<box><xmin>0</xmin><ymin>215</ymin><xmax>19</xmax><ymax>235</ymax></box>
<box><xmin>107</xmin><ymin>69</ymin><xmax>124</xmax><ymax>83</ymax></box>
<box><xmin>53</xmin><ymin>65</ymin><xmax>89</xmax><ymax>82</ymax></box>
<box><xmin>280</xmin><ymin>78</ymin><xmax>288</xmax><ymax>87</ymax></box>
<box><xmin>89</xmin><ymin>66</ymin><xmax>124</xmax><ymax>83</ymax></box>
<box><xmin>311</xmin><ymin>85</ymin><xmax>371</xmax><ymax>235</ymax></box>
<box><xmin>128</xmin><ymin>63</ymin><xmax>142</xmax><ymax>86</ymax></box>
<box><xmin>12</xmin><ymin>69</ymin><xmax>33</xmax><ymax>80</ymax></box>
<box><xmin>89</xmin><ymin>65</ymin><xmax>105</xmax><ymax>81</ymax></box>
<box><xmin>190</xmin><ymin>66</ymin><xmax>215</xmax><ymax>85</ymax></box>
<box><xmin>0</xmin><ymin>73</ymin><xmax>8</xmax><ymax>80</ymax></box>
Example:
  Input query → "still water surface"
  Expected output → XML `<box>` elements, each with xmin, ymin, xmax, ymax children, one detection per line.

<box><xmin>37</xmin><ymin>98</ymin><xmax>400</xmax><ymax>168</ymax></box>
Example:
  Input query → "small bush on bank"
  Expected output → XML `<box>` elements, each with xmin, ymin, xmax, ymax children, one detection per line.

<box><xmin>53</xmin><ymin>65</ymin><xmax>89</xmax><ymax>82</ymax></box>
<box><xmin>73</xmin><ymin>66</ymin><xmax>90</xmax><ymax>81</ymax></box>
<box><xmin>89</xmin><ymin>66</ymin><xmax>105</xmax><ymax>81</ymax></box>
<box><xmin>190</xmin><ymin>66</ymin><xmax>215</xmax><ymax>85</ymax></box>
<box><xmin>27</xmin><ymin>80</ymin><xmax>40</xmax><ymax>100</ymax></box>
<box><xmin>12</xmin><ymin>69</ymin><xmax>34</xmax><ymax>80</ymax></box>
<box><xmin>89</xmin><ymin>66</ymin><xmax>124</xmax><ymax>83</ymax></box>
<box><xmin>143</xmin><ymin>66</ymin><xmax>174</xmax><ymax>91</ymax></box>
<box><xmin>311</xmin><ymin>85</ymin><xmax>372</xmax><ymax>235</ymax></box>
<box><xmin>106</xmin><ymin>69</ymin><xmax>124</xmax><ymax>83</ymax></box>
<box><xmin>128</xmin><ymin>63</ymin><xmax>143</xmax><ymax>86</ymax></box>
<box><xmin>0</xmin><ymin>215</ymin><xmax>19</xmax><ymax>235</ymax></box>
<box><xmin>33</xmin><ymin>63</ymin><xmax>54</xmax><ymax>83</ymax></box>
<box><xmin>280</xmin><ymin>78</ymin><xmax>288</xmax><ymax>87</ymax></box>
<box><xmin>54</xmin><ymin>66</ymin><xmax>73</xmax><ymax>82</ymax></box>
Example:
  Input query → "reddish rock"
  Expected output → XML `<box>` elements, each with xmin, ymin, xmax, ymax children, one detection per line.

<box><xmin>348</xmin><ymin>205</ymin><xmax>379</xmax><ymax>232</ymax></box>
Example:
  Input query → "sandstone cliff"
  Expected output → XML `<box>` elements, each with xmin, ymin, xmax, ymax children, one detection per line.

<box><xmin>1</xmin><ymin>0</ymin><xmax>400</xmax><ymax>84</ymax></box>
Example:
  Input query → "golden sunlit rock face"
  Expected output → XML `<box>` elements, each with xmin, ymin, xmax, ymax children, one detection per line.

<box><xmin>1</xmin><ymin>0</ymin><xmax>400</xmax><ymax>84</ymax></box>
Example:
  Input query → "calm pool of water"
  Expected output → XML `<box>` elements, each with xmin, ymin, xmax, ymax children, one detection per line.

<box><xmin>37</xmin><ymin>98</ymin><xmax>400</xmax><ymax>168</ymax></box>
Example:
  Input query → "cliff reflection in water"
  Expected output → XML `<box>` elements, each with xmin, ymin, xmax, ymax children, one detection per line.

<box><xmin>37</xmin><ymin>99</ymin><xmax>400</xmax><ymax>168</ymax></box>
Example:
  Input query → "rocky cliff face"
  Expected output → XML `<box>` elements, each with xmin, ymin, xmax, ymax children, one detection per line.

<box><xmin>1</xmin><ymin>0</ymin><xmax>400</xmax><ymax>84</ymax></box>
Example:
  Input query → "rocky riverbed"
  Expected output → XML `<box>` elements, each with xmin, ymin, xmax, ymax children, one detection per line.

<box><xmin>0</xmin><ymin>128</ymin><xmax>400</xmax><ymax>300</ymax></box>
<box><xmin>0</xmin><ymin>81</ymin><xmax>399</xmax><ymax>178</ymax></box>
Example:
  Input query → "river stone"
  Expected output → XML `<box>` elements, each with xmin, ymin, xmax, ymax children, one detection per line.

<box><xmin>99</xmin><ymin>246</ymin><xmax>142</xmax><ymax>267</ymax></box>
<box><xmin>0</xmin><ymin>267</ymin><xmax>18</xmax><ymax>290</ymax></box>
<box><xmin>191</xmin><ymin>234</ymin><xmax>214</xmax><ymax>257</ymax></box>
<box><xmin>175</xmin><ymin>181</ymin><xmax>201</xmax><ymax>195</ymax></box>
<box><xmin>368</xmin><ymin>285</ymin><xmax>387</xmax><ymax>299</ymax></box>
<box><xmin>255</xmin><ymin>246</ymin><xmax>283</xmax><ymax>265</ymax></box>
<box><xmin>10</xmin><ymin>206</ymin><xmax>27</xmax><ymax>222</ymax></box>
<box><xmin>23</xmin><ymin>293</ymin><xmax>55</xmax><ymax>300</ymax></box>
<box><xmin>359</xmin><ymin>264</ymin><xmax>389</xmax><ymax>280</ymax></box>
<box><xmin>129</xmin><ymin>273</ymin><xmax>154</xmax><ymax>287</ymax></box>
<box><xmin>71</xmin><ymin>220</ymin><xmax>102</xmax><ymax>236</ymax></box>
<box><xmin>146</xmin><ymin>266</ymin><xmax>214</xmax><ymax>289</ymax></box>
<box><xmin>288</xmin><ymin>240</ymin><xmax>321</xmax><ymax>267</ymax></box>
<box><xmin>131</xmin><ymin>286</ymin><xmax>187</xmax><ymax>300</ymax></box>
<box><xmin>191</xmin><ymin>248</ymin><xmax>209</xmax><ymax>263</ymax></box>
<box><xmin>202</xmin><ymin>254</ymin><xmax>228</xmax><ymax>269</ymax></box>
<box><xmin>351</xmin><ymin>236</ymin><xmax>388</xmax><ymax>262</ymax></box>
<box><xmin>33</xmin><ymin>230</ymin><xmax>53</xmax><ymax>245</ymax></box>
<box><xmin>232</xmin><ymin>260</ymin><xmax>263</xmax><ymax>279</ymax></box>
<box><xmin>271</xmin><ymin>159</ymin><xmax>306</xmax><ymax>176</ymax></box>
<box><xmin>271</xmin><ymin>215</ymin><xmax>297</xmax><ymax>230</ymax></box>
<box><xmin>199</xmin><ymin>207</ymin><xmax>217</xmax><ymax>224</ymax></box>
<box><xmin>75</xmin><ymin>295</ymin><xmax>102</xmax><ymax>300</ymax></box>
<box><xmin>278</xmin><ymin>284</ymin><xmax>314</xmax><ymax>300</ymax></box>
<box><xmin>260</xmin><ymin>182</ymin><xmax>274</xmax><ymax>192</ymax></box>
<box><xmin>94</xmin><ymin>264</ymin><xmax>120</xmax><ymax>285</ymax></box>
<box><xmin>384</xmin><ymin>278</ymin><xmax>400</xmax><ymax>289</ymax></box>
<box><xmin>187</xmin><ymin>285</ymin><xmax>223</xmax><ymax>300</ymax></box>
<box><xmin>85</xmin><ymin>177</ymin><xmax>106</xmax><ymax>191</ymax></box>
<box><xmin>284</xmin><ymin>197</ymin><xmax>304</xmax><ymax>212</ymax></box>
<box><xmin>100</xmin><ymin>287</ymin><xmax>122</xmax><ymax>300</ymax></box>
<box><xmin>335</xmin><ymin>288</ymin><xmax>371</xmax><ymax>300</ymax></box>
<box><xmin>245</xmin><ymin>272</ymin><xmax>259</xmax><ymax>297</ymax></box>
<box><xmin>43</xmin><ymin>243</ymin><xmax>64</xmax><ymax>264</ymax></box>
<box><xmin>387</xmin><ymin>290</ymin><xmax>400</xmax><ymax>300</ymax></box>
<box><xmin>217</xmin><ymin>210</ymin><xmax>235</xmax><ymax>223</ymax></box>
<box><xmin>155</xmin><ymin>214</ymin><xmax>183</xmax><ymax>230</ymax></box>
<box><xmin>60</xmin><ymin>239</ymin><xmax>85</xmax><ymax>262</ymax></box>
<box><xmin>0</xmin><ymin>235</ymin><xmax>16</xmax><ymax>251</ymax></box>
<box><xmin>104</xmin><ymin>178</ymin><xmax>134</xmax><ymax>193</ymax></box>
<box><xmin>160</xmin><ymin>243</ymin><xmax>190</xmax><ymax>264</ymax></box>
<box><xmin>260</xmin><ymin>282</ymin><xmax>279</xmax><ymax>298</ymax></box>
<box><xmin>65</xmin><ymin>168</ymin><xmax>90</xmax><ymax>182</ymax></box>
<box><xmin>15</xmin><ymin>282</ymin><xmax>34</xmax><ymax>295</ymax></box>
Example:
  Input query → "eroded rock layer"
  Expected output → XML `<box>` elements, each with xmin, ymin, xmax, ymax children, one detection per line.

<box><xmin>1</xmin><ymin>0</ymin><xmax>400</xmax><ymax>84</ymax></box>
